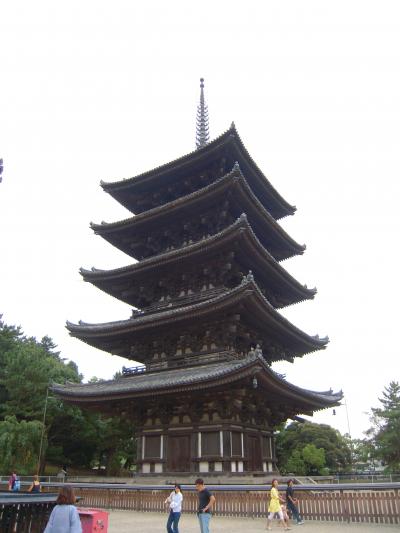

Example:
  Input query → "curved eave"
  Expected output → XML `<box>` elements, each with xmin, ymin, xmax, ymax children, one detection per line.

<box><xmin>51</xmin><ymin>353</ymin><xmax>341</xmax><ymax>412</ymax></box>
<box><xmin>92</xmin><ymin>166</ymin><xmax>305</xmax><ymax>261</ymax></box>
<box><xmin>101</xmin><ymin>125</ymin><xmax>295</xmax><ymax>219</ymax></box>
<box><xmin>67</xmin><ymin>277</ymin><xmax>327</xmax><ymax>358</ymax></box>
<box><xmin>82</xmin><ymin>215</ymin><xmax>315</xmax><ymax>308</ymax></box>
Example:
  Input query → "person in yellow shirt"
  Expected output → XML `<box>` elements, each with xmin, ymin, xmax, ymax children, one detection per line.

<box><xmin>266</xmin><ymin>479</ymin><xmax>290</xmax><ymax>530</ymax></box>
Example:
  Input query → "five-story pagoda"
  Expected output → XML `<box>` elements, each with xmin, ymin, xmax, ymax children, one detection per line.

<box><xmin>53</xmin><ymin>80</ymin><xmax>342</xmax><ymax>477</ymax></box>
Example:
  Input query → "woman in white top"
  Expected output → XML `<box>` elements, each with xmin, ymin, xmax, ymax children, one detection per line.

<box><xmin>165</xmin><ymin>484</ymin><xmax>183</xmax><ymax>533</ymax></box>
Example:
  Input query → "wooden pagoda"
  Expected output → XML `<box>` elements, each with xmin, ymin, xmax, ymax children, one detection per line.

<box><xmin>53</xmin><ymin>80</ymin><xmax>342</xmax><ymax>477</ymax></box>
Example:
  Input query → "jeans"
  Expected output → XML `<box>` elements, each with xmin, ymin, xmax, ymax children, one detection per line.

<box><xmin>166</xmin><ymin>511</ymin><xmax>181</xmax><ymax>533</ymax></box>
<box><xmin>287</xmin><ymin>501</ymin><xmax>302</xmax><ymax>523</ymax></box>
<box><xmin>198</xmin><ymin>512</ymin><xmax>211</xmax><ymax>533</ymax></box>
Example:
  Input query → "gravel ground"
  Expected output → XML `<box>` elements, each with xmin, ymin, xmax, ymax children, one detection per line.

<box><xmin>107</xmin><ymin>510</ymin><xmax>399</xmax><ymax>532</ymax></box>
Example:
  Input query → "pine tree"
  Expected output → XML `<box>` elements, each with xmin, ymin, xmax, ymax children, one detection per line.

<box><xmin>367</xmin><ymin>381</ymin><xmax>400</xmax><ymax>470</ymax></box>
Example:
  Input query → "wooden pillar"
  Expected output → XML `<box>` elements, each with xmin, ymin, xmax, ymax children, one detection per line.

<box><xmin>222</xmin><ymin>429</ymin><xmax>231</xmax><ymax>472</ymax></box>
<box><xmin>136</xmin><ymin>430</ymin><xmax>143</xmax><ymax>472</ymax></box>
<box><xmin>190</xmin><ymin>430</ymin><xmax>199</xmax><ymax>473</ymax></box>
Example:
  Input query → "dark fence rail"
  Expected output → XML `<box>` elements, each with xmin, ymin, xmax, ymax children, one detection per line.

<box><xmin>34</xmin><ymin>482</ymin><xmax>400</xmax><ymax>525</ymax></box>
<box><xmin>0</xmin><ymin>492</ymin><xmax>57</xmax><ymax>533</ymax></box>
<box><xmin>1</xmin><ymin>483</ymin><xmax>399</xmax><ymax>526</ymax></box>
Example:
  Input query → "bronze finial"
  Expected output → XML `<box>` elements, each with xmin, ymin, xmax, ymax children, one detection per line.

<box><xmin>196</xmin><ymin>78</ymin><xmax>210</xmax><ymax>149</ymax></box>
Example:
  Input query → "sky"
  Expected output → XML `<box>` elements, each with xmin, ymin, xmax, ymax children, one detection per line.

<box><xmin>1</xmin><ymin>1</ymin><xmax>400</xmax><ymax>439</ymax></box>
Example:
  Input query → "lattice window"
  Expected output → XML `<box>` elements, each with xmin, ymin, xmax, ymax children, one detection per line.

<box><xmin>231</xmin><ymin>431</ymin><xmax>242</xmax><ymax>456</ymax></box>
<box><xmin>144</xmin><ymin>435</ymin><xmax>161</xmax><ymax>458</ymax></box>
<box><xmin>201</xmin><ymin>431</ymin><xmax>220</xmax><ymax>456</ymax></box>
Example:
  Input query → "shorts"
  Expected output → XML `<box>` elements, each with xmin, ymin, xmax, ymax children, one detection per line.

<box><xmin>268</xmin><ymin>510</ymin><xmax>284</xmax><ymax>520</ymax></box>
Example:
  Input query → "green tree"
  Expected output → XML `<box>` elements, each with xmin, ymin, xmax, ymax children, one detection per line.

<box><xmin>366</xmin><ymin>381</ymin><xmax>400</xmax><ymax>471</ymax></box>
<box><xmin>95</xmin><ymin>416</ymin><xmax>136</xmax><ymax>475</ymax></box>
<box><xmin>1</xmin><ymin>340</ymin><xmax>80</xmax><ymax>421</ymax></box>
<box><xmin>302</xmin><ymin>443</ymin><xmax>326</xmax><ymax>474</ymax></box>
<box><xmin>285</xmin><ymin>444</ymin><xmax>326</xmax><ymax>475</ymax></box>
<box><xmin>276</xmin><ymin>421</ymin><xmax>351</xmax><ymax>474</ymax></box>
<box><xmin>0</xmin><ymin>320</ymin><xmax>91</xmax><ymax>471</ymax></box>
<box><xmin>0</xmin><ymin>319</ymin><xmax>24</xmax><ymax>407</ymax></box>
<box><xmin>0</xmin><ymin>416</ymin><xmax>42</xmax><ymax>473</ymax></box>
<box><xmin>351</xmin><ymin>438</ymin><xmax>374</xmax><ymax>465</ymax></box>
<box><xmin>286</xmin><ymin>449</ymin><xmax>306</xmax><ymax>475</ymax></box>
<box><xmin>0</xmin><ymin>319</ymin><xmax>137</xmax><ymax>474</ymax></box>
<box><xmin>46</xmin><ymin>408</ymin><xmax>100</xmax><ymax>469</ymax></box>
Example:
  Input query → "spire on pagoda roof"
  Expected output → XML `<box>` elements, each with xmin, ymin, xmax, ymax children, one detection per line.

<box><xmin>196</xmin><ymin>78</ymin><xmax>210</xmax><ymax>149</ymax></box>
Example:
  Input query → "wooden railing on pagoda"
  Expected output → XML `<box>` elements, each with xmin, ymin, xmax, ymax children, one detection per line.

<box><xmin>34</xmin><ymin>482</ymin><xmax>400</xmax><ymax>525</ymax></box>
<box><xmin>122</xmin><ymin>349</ymin><xmax>241</xmax><ymax>376</ymax></box>
<box><xmin>0</xmin><ymin>492</ymin><xmax>57</xmax><ymax>533</ymax></box>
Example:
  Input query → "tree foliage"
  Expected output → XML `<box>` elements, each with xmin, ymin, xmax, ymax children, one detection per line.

<box><xmin>351</xmin><ymin>438</ymin><xmax>375</xmax><ymax>466</ymax></box>
<box><xmin>0</xmin><ymin>416</ymin><xmax>42</xmax><ymax>473</ymax></box>
<box><xmin>286</xmin><ymin>449</ymin><xmax>306</xmax><ymax>475</ymax></box>
<box><xmin>0</xmin><ymin>318</ymin><xmax>136</xmax><ymax>475</ymax></box>
<box><xmin>276</xmin><ymin>421</ymin><xmax>351</xmax><ymax>475</ymax></box>
<box><xmin>285</xmin><ymin>443</ymin><xmax>326</xmax><ymax>475</ymax></box>
<box><xmin>366</xmin><ymin>381</ymin><xmax>400</xmax><ymax>471</ymax></box>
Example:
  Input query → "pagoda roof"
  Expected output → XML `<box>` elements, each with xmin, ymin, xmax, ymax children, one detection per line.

<box><xmin>81</xmin><ymin>215</ymin><xmax>315</xmax><ymax>309</ymax></box>
<box><xmin>92</xmin><ymin>165</ymin><xmax>305</xmax><ymax>262</ymax></box>
<box><xmin>66</xmin><ymin>275</ymin><xmax>327</xmax><ymax>361</ymax></box>
<box><xmin>100</xmin><ymin>124</ymin><xmax>294</xmax><ymax>220</ymax></box>
<box><xmin>51</xmin><ymin>351</ymin><xmax>342</xmax><ymax>414</ymax></box>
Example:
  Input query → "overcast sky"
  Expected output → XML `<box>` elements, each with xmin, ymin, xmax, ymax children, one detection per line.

<box><xmin>1</xmin><ymin>1</ymin><xmax>400</xmax><ymax>439</ymax></box>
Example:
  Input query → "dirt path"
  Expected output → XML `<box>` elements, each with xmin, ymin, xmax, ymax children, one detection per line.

<box><xmin>107</xmin><ymin>510</ymin><xmax>398</xmax><ymax>532</ymax></box>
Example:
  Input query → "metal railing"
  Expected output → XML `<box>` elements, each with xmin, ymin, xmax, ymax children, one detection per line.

<box><xmin>0</xmin><ymin>475</ymin><xmax>65</xmax><ymax>484</ymax></box>
<box><xmin>1</xmin><ymin>480</ymin><xmax>399</xmax><ymax>524</ymax></box>
<box><xmin>0</xmin><ymin>492</ymin><xmax>58</xmax><ymax>532</ymax></box>
<box><xmin>15</xmin><ymin>481</ymin><xmax>400</xmax><ymax>525</ymax></box>
<box><xmin>327</xmin><ymin>473</ymin><xmax>400</xmax><ymax>484</ymax></box>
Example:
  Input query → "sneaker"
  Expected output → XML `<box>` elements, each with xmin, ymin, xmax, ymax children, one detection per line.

<box><xmin>297</xmin><ymin>521</ymin><xmax>304</xmax><ymax>525</ymax></box>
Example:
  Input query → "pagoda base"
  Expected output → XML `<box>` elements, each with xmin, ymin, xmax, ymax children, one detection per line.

<box><xmin>136</xmin><ymin>472</ymin><xmax>281</xmax><ymax>485</ymax></box>
<box><xmin>130</xmin><ymin>382</ymin><xmax>281</xmax><ymax>478</ymax></box>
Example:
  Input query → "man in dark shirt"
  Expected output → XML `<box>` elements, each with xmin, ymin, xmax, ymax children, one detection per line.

<box><xmin>286</xmin><ymin>479</ymin><xmax>304</xmax><ymax>525</ymax></box>
<box><xmin>195</xmin><ymin>478</ymin><xmax>216</xmax><ymax>533</ymax></box>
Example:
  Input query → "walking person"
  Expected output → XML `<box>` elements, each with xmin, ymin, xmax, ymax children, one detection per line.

<box><xmin>165</xmin><ymin>484</ymin><xmax>183</xmax><ymax>533</ymax></box>
<box><xmin>44</xmin><ymin>485</ymin><xmax>82</xmax><ymax>533</ymax></box>
<box><xmin>28</xmin><ymin>474</ymin><xmax>41</xmax><ymax>493</ymax></box>
<box><xmin>286</xmin><ymin>479</ymin><xmax>304</xmax><ymax>525</ymax></box>
<box><xmin>266</xmin><ymin>479</ymin><xmax>290</xmax><ymax>531</ymax></box>
<box><xmin>195</xmin><ymin>478</ymin><xmax>215</xmax><ymax>533</ymax></box>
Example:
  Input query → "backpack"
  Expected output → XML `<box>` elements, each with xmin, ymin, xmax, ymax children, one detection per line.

<box><xmin>12</xmin><ymin>477</ymin><xmax>20</xmax><ymax>491</ymax></box>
